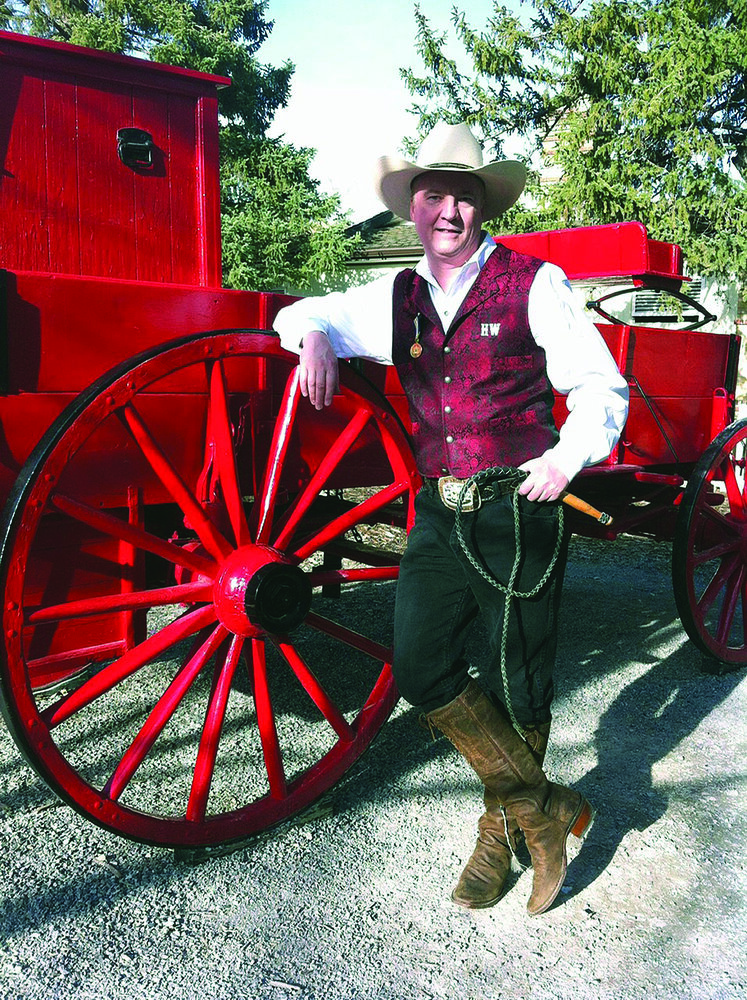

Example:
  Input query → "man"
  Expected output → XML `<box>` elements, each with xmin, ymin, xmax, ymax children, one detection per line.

<box><xmin>274</xmin><ymin>121</ymin><xmax>628</xmax><ymax>915</ymax></box>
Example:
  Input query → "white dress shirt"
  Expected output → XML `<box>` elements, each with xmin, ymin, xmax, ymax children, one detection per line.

<box><xmin>274</xmin><ymin>234</ymin><xmax>629</xmax><ymax>482</ymax></box>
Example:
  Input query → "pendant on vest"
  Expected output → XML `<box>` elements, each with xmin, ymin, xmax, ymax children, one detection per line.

<box><xmin>410</xmin><ymin>314</ymin><xmax>422</xmax><ymax>359</ymax></box>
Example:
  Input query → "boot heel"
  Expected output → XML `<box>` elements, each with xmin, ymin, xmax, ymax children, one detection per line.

<box><xmin>571</xmin><ymin>799</ymin><xmax>595</xmax><ymax>840</ymax></box>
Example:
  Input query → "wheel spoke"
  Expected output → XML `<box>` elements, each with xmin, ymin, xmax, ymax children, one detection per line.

<box><xmin>293</xmin><ymin>481</ymin><xmax>410</xmax><ymax>560</ymax></box>
<box><xmin>272</xmin><ymin>408</ymin><xmax>372</xmax><ymax>549</ymax></box>
<box><xmin>251</xmin><ymin>638</ymin><xmax>287</xmax><ymax>799</ymax></box>
<box><xmin>105</xmin><ymin>624</ymin><xmax>229</xmax><ymax>801</ymax></box>
<box><xmin>187</xmin><ymin>634</ymin><xmax>245</xmax><ymax>821</ymax></box>
<box><xmin>255</xmin><ymin>368</ymin><xmax>301</xmax><ymax>544</ymax></box>
<box><xmin>41</xmin><ymin>604</ymin><xmax>217</xmax><ymax>727</ymax></box>
<box><xmin>305</xmin><ymin>611</ymin><xmax>393</xmax><ymax>663</ymax></box>
<box><xmin>309</xmin><ymin>566</ymin><xmax>399</xmax><ymax>588</ymax></box>
<box><xmin>695</xmin><ymin>551</ymin><xmax>741</xmax><ymax>617</ymax></box>
<box><xmin>120</xmin><ymin>403</ymin><xmax>232</xmax><ymax>562</ymax></box>
<box><xmin>209</xmin><ymin>361</ymin><xmax>250</xmax><ymax>548</ymax></box>
<box><xmin>695</xmin><ymin>500</ymin><xmax>741</xmax><ymax>535</ymax></box>
<box><xmin>270</xmin><ymin>636</ymin><xmax>354</xmax><ymax>741</ymax></box>
<box><xmin>722</xmin><ymin>454</ymin><xmax>747</xmax><ymax>518</ymax></box>
<box><xmin>716</xmin><ymin>564</ymin><xmax>746</xmax><ymax>645</ymax></box>
<box><xmin>51</xmin><ymin>495</ymin><xmax>216</xmax><ymax>576</ymax></box>
<box><xmin>27</xmin><ymin>580</ymin><xmax>212</xmax><ymax>624</ymax></box>
<box><xmin>691</xmin><ymin>536</ymin><xmax>741</xmax><ymax>567</ymax></box>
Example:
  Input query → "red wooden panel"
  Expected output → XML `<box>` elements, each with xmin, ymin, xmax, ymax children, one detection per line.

<box><xmin>196</xmin><ymin>94</ymin><xmax>223</xmax><ymax>286</ymax></box>
<box><xmin>0</xmin><ymin>393</ymin><xmax>78</xmax><ymax>501</ymax></box>
<box><xmin>3</xmin><ymin>270</ymin><xmax>270</xmax><ymax>393</ymax></box>
<box><xmin>0</xmin><ymin>67</ymin><xmax>51</xmax><ymax>270</ymax></box>
<box><xmin>42</xmin><ymin>73</ymin><xmax>83</xmax><ymax>274</ymax></box>
<box><xmin>130</xmin><ymin>85</ymin><xmax>174</xmax><ymax>283</ymax></box>
<box><xmin>498</xmin><ymin>222</ymin><xmax>685</xmax><ymax>282</ymax></box>
<box><xmin>552</xmin><ymin>392</ymin><xmax>718</xmax><ymax>467</ymax></box>
<box><xmin>599</xmin><ymin>324</ymin><xmax>733</xmax><ymax>399</ymax></box>
<box><xmin>167</xmin><ymin>92</ymin><xmax>201</xmax><ymax>284</ymax></box>
<box><xmin>76</xmin><ymin>79</ymin><xmax>137</xmax><ymax>278</ymax></box>
<box><xmin>0</xmin><ymin>30</ymin><xmax>228</xmax><ymax>283</ymax></box>
<box><xmin>551</xmin><ymin>324</ymin><xmax>735</xmax><ymax>467</ymax></box>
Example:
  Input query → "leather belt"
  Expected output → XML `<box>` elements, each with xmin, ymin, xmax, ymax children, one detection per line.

<box><xmin>423</xmin><ymin>473</ymin><xmax>522</xmax><ymax>512</ymax></box>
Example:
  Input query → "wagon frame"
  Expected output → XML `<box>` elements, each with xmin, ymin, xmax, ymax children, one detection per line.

<box><xmin>0</xmin><ymin>30</ymin><xmax>743</xmax><ymax>850</ymax></box>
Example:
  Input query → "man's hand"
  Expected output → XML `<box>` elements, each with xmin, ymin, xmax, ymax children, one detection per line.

<box><xmin>518</xmin><ymin>454</ymin><xmax>569</xmax><ymax>502</ymax></box>
<box><xmin>299</xmin><ymin>330</ymin><xmax>339</xmax><ymax>410</ymax></box>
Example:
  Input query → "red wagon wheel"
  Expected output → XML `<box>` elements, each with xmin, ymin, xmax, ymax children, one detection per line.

<box><xmin>0</xmin><ymin>331</ymin><xmax>419</xmax><ymax>847</ymax></box>
<box><xmin>673</xmin><ymin>417</ymin><xmax>747</xmax><ymax>666</ymax></box>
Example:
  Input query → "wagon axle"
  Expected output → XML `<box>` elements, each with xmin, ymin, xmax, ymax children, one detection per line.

<box><xmin>213</xmin><ymin>545</ymin><xmax>312</xmax><ymax>637</ymax></box>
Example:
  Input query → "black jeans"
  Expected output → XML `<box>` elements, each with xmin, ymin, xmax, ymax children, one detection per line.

<box><xmin>392</xmin><ymin>484</ymin><xmax>568</xmax><ymax>727</ymax></box>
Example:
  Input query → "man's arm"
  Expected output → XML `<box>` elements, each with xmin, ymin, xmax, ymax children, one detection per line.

<box><xmin>519</xmin><ymin>262</ymin><xmax>629</xmax><ymax>501</ymax></box>
<box><xmin>273</xmin><ymin>273</ymin><xmax>398</xmax><ymax>408</ymax></box>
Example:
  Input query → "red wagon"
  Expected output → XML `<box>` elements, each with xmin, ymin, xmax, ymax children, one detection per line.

<box><xmin>0</xmin><ymin>31</ymin><xmax>742</xmax><ymax>850</ymax></box>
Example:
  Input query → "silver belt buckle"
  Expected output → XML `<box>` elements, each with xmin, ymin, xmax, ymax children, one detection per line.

<box><xmin>437</xmin><ymin>476</ymin><xmax>480</xmax><ymax>512</ymax></box>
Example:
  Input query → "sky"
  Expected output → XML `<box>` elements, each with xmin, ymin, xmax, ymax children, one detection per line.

<box><xmin>259</xmin><ymin>0</ymin><xmax>501</xmax><ymax>221</ymax></box>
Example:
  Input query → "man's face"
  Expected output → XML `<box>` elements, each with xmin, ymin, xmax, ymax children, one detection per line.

<box><xmin>410</xmin><ymin>172</ymin><xmax>485</xmax><ymax>269</ymax></box>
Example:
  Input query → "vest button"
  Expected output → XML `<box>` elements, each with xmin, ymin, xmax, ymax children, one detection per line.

<box><xmin>444</xmin><ymin>346</ymin><xmax>451</xmax><ymax>354</ymax></box>
<box><xmin>446</xmin><ymin>435</ymin><xmax>454</xmax><ymax>443</ymax></box>
<box><xmin>444</xmin><ymin>405</ymin><xmax>452</xmax><ymax>414</ymax></box>
<box><xmin>444</xmin><ymin>376</ymin><xmax>452</xmax><ymax>383</ymax></box>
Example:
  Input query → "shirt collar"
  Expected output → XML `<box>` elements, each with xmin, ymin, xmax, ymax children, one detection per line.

<box><xmin>415</xmin><ymin>232</ymin><xmax>497</xmax><ymax>289</ymax></box>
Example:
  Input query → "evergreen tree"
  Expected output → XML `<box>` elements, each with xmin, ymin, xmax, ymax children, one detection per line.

<box><xmin>403</xmin><ymin>0</ymin><xmax>747</xmax><ymax>280</ymax></box>
<box><xmin>2</xmin><ymin>0</ymin><xmax>357</xmax><ymax>292</ymax></box>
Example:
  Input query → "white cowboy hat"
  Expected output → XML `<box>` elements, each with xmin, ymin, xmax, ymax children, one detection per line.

<box><xmin>372</xmin><ymin>121</ymin><xmax>526</xmax><ymax>221</ymax></box>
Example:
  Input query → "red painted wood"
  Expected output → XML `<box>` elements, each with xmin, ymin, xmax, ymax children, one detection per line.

<box><xmin>129</xmin><ymin>85</ymin><xmax>175</xmax><ymax>283</ymax></box>
<box><xmin>0</xmin><ymin>67</ymin><xmax>51</xmax><ymax>269</ymax></box>
<box><xmin>2</xmin><ymin>270</ymin><xmax>270</xmax><ymax>393</ymax></box>
<box><xmin>497</xmin><ymin>221</ymin><xmax>686</xmax><ymax>282</ymax></box>
<box><xmin>0</xmin><ymin>30</ymin><xmax>227</xmax><ymax>283</ymax></box>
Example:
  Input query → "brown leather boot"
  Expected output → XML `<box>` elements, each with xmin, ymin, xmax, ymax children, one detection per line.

<box><xmin>426</xmin><ymin>680</ymin><xmax>593</xmax><ymax>915</ymax></box>
<box><xmin>450</xmin><ymin>722</ymin><xmax>550</xmax><ymax>909</ymax></box>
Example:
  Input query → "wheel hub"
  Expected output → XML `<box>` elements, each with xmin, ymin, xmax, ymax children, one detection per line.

<box><xmin>214</xmin><ymin>545</ymin><xmax>312</xmax><ymax>636</ymax></box>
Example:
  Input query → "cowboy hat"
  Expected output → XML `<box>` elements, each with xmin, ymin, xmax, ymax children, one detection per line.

<box><xmin>372</xmin><ymin>121</ymin><xmax>526</xmax><ymax>221</ymax></box>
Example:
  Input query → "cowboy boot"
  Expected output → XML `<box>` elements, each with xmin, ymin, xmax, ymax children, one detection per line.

<box><xmin>427</xmin><ymin>680</ymin><xmax>593</xmax><ymax>916</ymax></box>
<box><xmin>450</xmin><ymin>722</ymin><xmax>550</xmax><ymax>909</ymax></box>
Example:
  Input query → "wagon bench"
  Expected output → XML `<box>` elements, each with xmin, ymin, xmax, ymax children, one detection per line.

<box><xmin>0</xmin><ymin>30</ymin><xmax>742</xmax><ymax>850</ymax></box>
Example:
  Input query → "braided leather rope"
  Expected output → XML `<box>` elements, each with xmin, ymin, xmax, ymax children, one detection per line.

<box><xmin>453</xmin><ymin>467</ymin><xmax>565</xmax><ymax>733</ymax></box>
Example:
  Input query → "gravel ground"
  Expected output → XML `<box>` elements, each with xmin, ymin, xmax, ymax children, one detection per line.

<box><xmin>0</xmin><ymin>533</ymin><xmax>745</xmax><ymax>1000</ymax></box>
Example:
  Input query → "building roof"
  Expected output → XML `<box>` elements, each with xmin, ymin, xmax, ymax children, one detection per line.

<box><xmin>345</xmin><ymin>211</ymin><xmax>423</xmax><ymax>267</ymax></box>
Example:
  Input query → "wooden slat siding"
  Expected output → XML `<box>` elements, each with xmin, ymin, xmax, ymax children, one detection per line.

<box><xmin>195</xmin><ymin>92</ymin><xmax>223</xmax><ymax>286</ymax></box>
<box><xmin>167</xmin><ymin>91</ymin><xmax>201</xmax><ymax>285</ymax></box>
<box><xmin>44</xmin><ymin>72</ymin><xmax>83</xmax><ymax>275</ymax></box>
<box><xmin>76</xmin><ymin>78</ymin><xmax>136</xmax><ymax>278</ymax></box>
<box><xmin>131</xmin><ymin>85</ymin><xmax>174</xmax><ymax>283</ymax></box>
<box><xmin>0</xmin><ymin>30</ymin><xmax>229</xmax><ymax>283</ymax></box>
<box><xmin>0</xmin><ymin>68</ymin><xmax>51</xmax><ymax>270</ymax></box>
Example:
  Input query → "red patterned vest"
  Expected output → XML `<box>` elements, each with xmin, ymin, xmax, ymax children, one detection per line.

<box><xmin>392</xmin><ymin>243</ymin><xmax>558</xmax><ymax>478</ymax></box>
